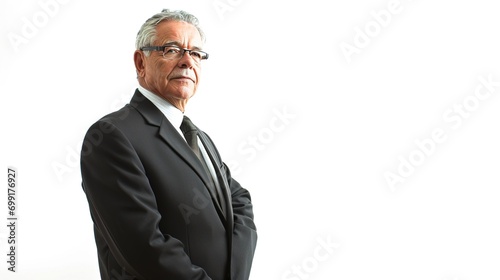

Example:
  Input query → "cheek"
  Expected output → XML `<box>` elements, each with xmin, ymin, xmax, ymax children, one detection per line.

<box><xmin>148</xmin><ymin>60</ymin><xmax>172</xmax><ymax>79</ymax></box>
<box><xmin>193</xmin><ymin>70</ymin><xmax>200</xmax><ymax>84</ymax></box>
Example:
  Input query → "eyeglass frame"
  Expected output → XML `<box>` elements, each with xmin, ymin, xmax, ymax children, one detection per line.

<box><xmin>140</xmin><ymin>45</ymin><xmax>209</xmax><ymax>62</ymax></box>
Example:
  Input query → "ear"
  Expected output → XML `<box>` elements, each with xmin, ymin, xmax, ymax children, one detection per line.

<box><xmin>134</xmin><ymin>50</ymin><xmax>146</xmax><ymax>78</ymax></box>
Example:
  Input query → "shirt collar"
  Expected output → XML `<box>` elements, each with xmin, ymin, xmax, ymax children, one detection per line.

<box><xmin>137</xmin><ymin>85</ymin><xmax>184</xmax><ymax>132</ymax></box>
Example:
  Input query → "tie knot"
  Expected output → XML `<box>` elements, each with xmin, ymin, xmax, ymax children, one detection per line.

<box><xmin>180</xmin><ymin>116</ymin><xmax>197</xmax><ymax>134</ymax></box>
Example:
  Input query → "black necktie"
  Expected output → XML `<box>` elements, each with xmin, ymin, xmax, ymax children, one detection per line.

<box><xmin>180</xmin><ymin>116</ymin><xmax>204</xmax><ymax>160</ymax></box>
<box><xmin>180</xmin><ymin>116</ymin><xmax>225</xmax><ymax>214</ymax></box>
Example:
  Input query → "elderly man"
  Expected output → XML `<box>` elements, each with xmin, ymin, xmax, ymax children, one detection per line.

<box><xmin>80</xmin><ymin>9</ymin><xmax>257</xmax><ymax>280</ymax></box>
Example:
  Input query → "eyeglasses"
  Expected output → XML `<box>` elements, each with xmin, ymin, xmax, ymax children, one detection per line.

<box><xmin>140</xmin><ymin>45</ymin><xmax>209</xmax><ymax>63</ymax></box>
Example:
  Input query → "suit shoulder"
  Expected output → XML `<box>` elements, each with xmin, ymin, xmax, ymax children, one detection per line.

<box><xmin>83</xmin><ymin>105</ymin><xmax>145</xmax><ymax>141</ymax></box>
<box><xmin>100</xmin><ymin>104</ymin><xmax>141</xmax><ymax>124</ymax></box>
<box><xmin>89</xmin><ymin>104</ymin><xmax>144</xmax><ymax>129</ymax></box>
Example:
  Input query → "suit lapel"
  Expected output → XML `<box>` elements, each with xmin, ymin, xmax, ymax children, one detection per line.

<box><xmin>128</xmin><ymin>90</ymin><xmax>215</xmax><ymax>197</ymax></box>
<box><xmin>198</xmin><ymin>132</ymin><xmax>234</xmax><ymax>229</ymax></box>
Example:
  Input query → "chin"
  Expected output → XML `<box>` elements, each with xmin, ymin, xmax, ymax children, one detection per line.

<box><xmin>179</xmin><ymin>88</ymin><xmax>197</xmax><ymax>99</ymax></box>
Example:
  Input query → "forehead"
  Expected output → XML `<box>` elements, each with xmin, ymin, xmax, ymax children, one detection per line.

<box><xmin>154</xmin><ymin>20</ymin><xmax>203</xmax><ymax>47</ymax></box>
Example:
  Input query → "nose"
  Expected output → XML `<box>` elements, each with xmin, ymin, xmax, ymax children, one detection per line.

<box><xmin>177</xmin><ymin>51</ymin><xmax>196</xmax><ymax>69</ymax></box>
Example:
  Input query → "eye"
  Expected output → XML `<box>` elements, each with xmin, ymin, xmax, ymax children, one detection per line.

<box><xmin>190</xmin><ymin>51</ymin><xmax>203</xmax><ymax>60</ymax></box>
<box><xmin>163</xmin><ymin>46</ymin><xmax>181</xmax><ymax>54</ymax></box>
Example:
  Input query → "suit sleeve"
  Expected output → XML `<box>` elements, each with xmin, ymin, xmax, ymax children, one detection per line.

<box><xmin>81</xmin><ymin>120</ymin><xmax>211</xmax><ymax>280</ymax></box>
<box><xmin>224</xmin><ymin>165</ymin><xmax>258</xmax><ymax>280</ymax></box>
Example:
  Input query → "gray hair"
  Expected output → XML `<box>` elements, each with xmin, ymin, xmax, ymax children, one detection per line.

<box><xmin>136</xmin><ymin>9</ymin><xmax>205</xmax><ymax>56</ymax></box>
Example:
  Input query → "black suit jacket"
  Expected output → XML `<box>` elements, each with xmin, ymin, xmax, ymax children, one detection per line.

<box><xmin>80</xmin><ymin>90</ymin><xmax>257</xmax><ymax>280</ymax></box>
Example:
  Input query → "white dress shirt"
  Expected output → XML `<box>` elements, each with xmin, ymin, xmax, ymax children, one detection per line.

<box><xmin>137</xmin><ymin>85</ymin><xmax>185</xmax><ymax>137</ymax></box>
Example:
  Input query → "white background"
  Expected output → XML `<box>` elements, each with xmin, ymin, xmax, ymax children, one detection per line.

<box><xmin>1</xmin><ymin>0</ymin><xmax>500</xmax><ymax>279</ymax></box>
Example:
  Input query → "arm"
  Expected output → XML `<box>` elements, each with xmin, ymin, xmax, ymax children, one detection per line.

<box><xmin>223</xmin><ymin>164</ymin><xmax>258</xmax><ymax>280</ymax></box>
<box><xmin>81</xmin><ymin>120</ymin><xmax>211</xmax><ymax>280</ymax></box>
<box><xmin>197</xmin><ymin>130</ymin><xmax>258</xmax><ymax>279</ymax></box>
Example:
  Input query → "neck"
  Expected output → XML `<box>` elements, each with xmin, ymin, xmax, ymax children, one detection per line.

<box><xmin>138</xmin><ymin>81</ymin><xmax>187</xmax><ymax>112</ymax></box>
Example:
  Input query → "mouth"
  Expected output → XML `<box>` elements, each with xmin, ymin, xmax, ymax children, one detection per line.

<box><xmin>171</xmin><ymin>76</ymin><xmax>195</xmax><ymax>83</ymax></box>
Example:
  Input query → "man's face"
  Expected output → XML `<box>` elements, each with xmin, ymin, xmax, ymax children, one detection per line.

<box><xmin>135</xmin><ymin>20</ymin><xmax>203</xmax><ymax>111</ymax></box>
